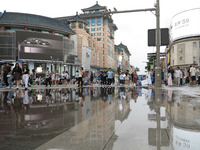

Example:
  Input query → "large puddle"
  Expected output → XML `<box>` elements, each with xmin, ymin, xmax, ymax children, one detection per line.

<box><xmin>0</xmin><ymin>87</ymin><xmax>200</xmax><ymax>150</ymax></box>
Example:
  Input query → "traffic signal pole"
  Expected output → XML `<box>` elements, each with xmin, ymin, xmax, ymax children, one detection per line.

<box><xmin>104</xmin><ymin>0</ymin><xmax>161</xmax><ymax>88</ymax></box>
<box><xmin>155</xmin><ymin>0</ymin><xmax>161</xmax><ymax>88</ymax></box>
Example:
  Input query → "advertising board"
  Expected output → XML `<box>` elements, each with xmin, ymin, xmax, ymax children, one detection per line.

<box><xmin>16</xmin><ymin>31</ymin><xmax>64</xmax><ymax>61</ymax></box>
<box><xmin>170</xmin><ymin>8</ymin><xmax>200</xmax><ymax>42</ymax></box>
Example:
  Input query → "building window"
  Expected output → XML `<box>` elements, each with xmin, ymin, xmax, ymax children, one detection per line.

<box><xmin>91</xmin><ymin>28</ymin><xmax>95</xmax><ymax>31</ymax></box>
<box><xmin>86</xmin><ymin>19</ymin><xmax>90</xmax><ymax>27</ymax></box>
<box><xmin>91</xmin><ymin>19</ymin><xmax>95</xmax><ymax>26</ymax></box>
<box><xmin>193</xmin><ymin>42</ymin><xmax>197</xmax><ymax>49</ymax></box>
<box><xmin>199</xmin><ymin>42</ymin><xmax>200</xmax><ymax>49</ymax></box>
<box><xmin>78</xmin><ymin>23</ymin><xmax>83</xmax><ymax>29</ymax></box>
<box><xmin>97</xmin><ymin>27</ymin><xmax>101</xmax><ymax>31</ymax></box>
<box><xmin>193</xmin><ymin>56</ymin><xmax>196</xmax><ymax>63</ymax></box>
<box><xmin>103</xmin><ymin>50</ymin><xmax>104</xmax><ymax>55</ymax></box>
<box><xmin>97</xmin><ymin>33</ymin><xmax>101</xmax><ymax>36</ymax></box>
<box><xmin>97</xmin><ymin>18</ymin><xmax>102</xmax><ymax>26</ymax></box>
<box><xmin>173</xmin><ymin>59</ymin><xmax>174</xmax><ymax>65</ymax></box>
<box><xmin>103</xmin><ymin>44</ymin><xmax>104</xmax><ymax>48</ymax></box>
<box><xmin>90</xmin><ymin>11</ymin><xmax>93</xmax><ymax>13</ymax></box>
<box><xmin>179</xmin><ymin>56</ymin><xmax>182</xmax><ymax>61</ymax></box>
<box><xmin>71</xmin><ymin>23</ymin><xmax>76</xmax><ymax>28</ymax></box>
<box><xmin>95</xmin><ymin>10</ymin><xmax>99</xmax><ymax>12</ymax></box>
<box><xmin>97</xmin><ymin>38</ymin><xmax>101</xmax><ymax>41</ymax></box>
<box><xmin>91</xmin><ymin>33</ymin><xmax>95</xmax><ymax>36</ymax></box>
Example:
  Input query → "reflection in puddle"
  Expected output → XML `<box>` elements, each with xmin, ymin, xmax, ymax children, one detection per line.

<box><xmin>0</xmin><ymin>87</ymin><xmax>200</xmax><ymax>150</ymax></box>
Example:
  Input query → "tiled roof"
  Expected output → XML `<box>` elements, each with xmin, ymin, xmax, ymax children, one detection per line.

<box><xmin>81</xmin><ymin>2</ymin><xmax>106</xmax><ymax>12</ymax></box>
<box><xmin>68</xmin><ymin>12</ymin><xmax>88</xmax><ymax>24</ymax></box>
<box><xmin>80</xmin><ymin>12</ymin><xmax>104</xmax><ymax>18</ymax></box>
<box><xmin>0</xmin><ymin>12</ymin><xmax>75</xmax><ymax>35</ymax></box>
<box><xmin>116</xmin><ymin>43</ymin><xmax>131</xmax><ymax>55</ymax></box>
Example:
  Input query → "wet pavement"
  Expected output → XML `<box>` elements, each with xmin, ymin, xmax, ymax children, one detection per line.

<box><xmin>0</xmin><ymin>86</ymin><xmax>200</xmax><ymax>150</ymax></box>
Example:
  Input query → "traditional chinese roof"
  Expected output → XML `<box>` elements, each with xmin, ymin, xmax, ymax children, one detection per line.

<box><xmin>0</xmin><ymin>11</ymin><xmax>75</xmax><ymax>35</ymax></box>
<box><xmin>116</xmin><ymin>42</ymin><xmax>131</xmax><ymax>55</ymax></box>
<box><xmin>68</xmin><ymin>12</ymin><xmax>88</xmax><ymax>25</ymax></box>
<box><xmin>81</xmin><ymin>1</ymin><xmax>106</xmax><ymax>12</ymax></box>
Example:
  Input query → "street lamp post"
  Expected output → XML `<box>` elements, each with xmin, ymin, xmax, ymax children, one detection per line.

<box><xmin>155</xmin><ymin>0</ymin><xmax>161</xmax><ymax>88</ymax></box>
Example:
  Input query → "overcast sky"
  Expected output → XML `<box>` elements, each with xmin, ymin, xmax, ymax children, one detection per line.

<box><xmin>1</xmin><ymin>0</ymin><xmax>200</xmax><ymax>73</ymax></box>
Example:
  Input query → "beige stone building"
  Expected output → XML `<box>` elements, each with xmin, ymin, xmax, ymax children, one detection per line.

<box><xmin>168</xmin><ymin>37</ymin><xmax>200</xmax><ymax>73</ymax></box>
<box><xmin>115</xmin><ymin>43</ymin><xmax>131</xmax><ymax>72</ymax></box>
<box><xmin>67</xmin><ymin>13</ymin><xmax>100</xmax><ymax>72</ymax></box>
<box><xmin>57</xmin><ymin>2</ymin><xmax>118</xmax><ymax>70</ymax></box>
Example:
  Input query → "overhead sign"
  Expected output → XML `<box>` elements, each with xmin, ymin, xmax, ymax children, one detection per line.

<box><xmin>148</xmin><ymin>28</ymin><xmax>169</xmax><ymax>46</ymax></box>
<box><xmin>147</xmin><ymin>52</ymin><xmax>166</xmax><ymax>60</ymax></box>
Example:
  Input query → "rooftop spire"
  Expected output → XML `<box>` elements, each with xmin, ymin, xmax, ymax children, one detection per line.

<box><xmin>96</xmin><ymin>1</ymin><xmax>98</xmax><ymax>4</ymax></box>
<box><xmin>76</xmin><ymin>12</ymin><xmax>78</xmax><ymax>15</ymax></box>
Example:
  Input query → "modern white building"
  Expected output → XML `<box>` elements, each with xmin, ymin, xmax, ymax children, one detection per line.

<box><xmin>168</xmin><ymin>8</ymin><xmax>200</xmax><ymax>73</ymax></box>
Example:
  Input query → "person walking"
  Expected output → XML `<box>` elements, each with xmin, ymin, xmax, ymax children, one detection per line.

<box><xmin>78</xmin><ymin>67</ymin><xmax>84</xmax><ymax>87</ymax></box>
<box><xmin>132</xmin><ymin>70</ymin><xmax>138</xmax><ymax>86</ymax></box>
<box><xmin>3</xmin><ymin>63</ymin><xmax>10</xmax><ymax>87</ymax></box>
<box><xmin>167</xmin><ymin>69</ymin><xmax>173</xmax><ymax>86</ymax></box>
<box><xmin>175</xmin><ymin>67</ymin><xmax>181</xmax><ymax>86</ymax></box>
<box><xmin>22</xmin><ymin>64</ymin><xmax>30</xmax><ymax>90</ymax></box>
<box><xmin>146</xmin><ymin>69</ymin><xmax>152</xmax><ymax>86</ymax></box>
<box><xmin>107</xmin><ymin>68</ymin><xmax>113</xmax><ymax>85</ymax></box>
<box><xmin>75</xmin><ymin>70</ymin><xmax>79</xmax><ymax>85</ymax></box>
<box><xmin>102</xmin><ymin>70</ymin><xmax>107</xmax><ymax>85</ymax></box>
<box><xmin>45</xmin><ymin>67</ymin><xmax>51</xmax><ymax>87</ymax></box>
<box><xmin>119</xmin><ymin>72</ymin><xmax>125</xmax><ymax>85</ymax></box>
<box><xmin>31</xmin><ymin>69</ymin><xmax>37</xmax><ymax>85</ymax></box>
<box><xmin>190</xmin><ymin>64</ymin><xmax>197</xmax><ymax>86</ymax></box>
<box><xmin>90</xmin><ymin>72</ymin><xmax>94</xmax><ymax>85</ymax></box>
<box><xmin>12</xmin><ymin>63</ymin><xmax>22</xmax><ymax>89</ymax></box>
<box><xmin>114</xmin><ymin>73</ymin><xmax>119</xmax><ymax>85</ymax></box>
<box><xmin>6</xmin><ymin>64</ymin><xmax>13</xmax><ymax>89</ymax></box>
<box><xmin>197</xmin><ymin>67</ymin><xmax>200</xmax><ymax>85</ymax></box>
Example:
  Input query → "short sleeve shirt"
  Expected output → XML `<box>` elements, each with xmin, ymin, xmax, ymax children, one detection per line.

<box><xmin>190</xmin><ymin>67</ymin><xmax>196</xmax><ymax>76</ymax></box>
<box><xmin>107</xmin><ymin>71</ymin><xmax>113</xmax><ymax>79</ymax></box>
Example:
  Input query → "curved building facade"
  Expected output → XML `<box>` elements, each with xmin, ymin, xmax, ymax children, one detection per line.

<box><xmin>169</xmin><ymin>8</ymin><xmax>200</xmax><ymax>73</ymax></box>
<box><xmin>0</xmin><ymin>11</ymin><xmax>79</xmax><ymax>77</ymax></box>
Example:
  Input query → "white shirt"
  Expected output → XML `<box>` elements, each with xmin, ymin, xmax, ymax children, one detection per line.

<box><xmin>190</xmin><ymin>67</ymin><xmax>196</xmax><ymax>76</ymax></box>
<box><xmin>175</xmin><ymin>70</ymin><xmax>181</xmax><ymax>78</ymax></box>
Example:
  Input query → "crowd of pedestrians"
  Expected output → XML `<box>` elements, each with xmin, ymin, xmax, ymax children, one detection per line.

<box><xmin>167</xmin><ymin>65</ymin><xmax>200</xmax><ymax>86</ymax></box>
<box><xmin>1</xmin><ymin>62</ymin><xmax>141</xmax><ymax>89</ymax></box>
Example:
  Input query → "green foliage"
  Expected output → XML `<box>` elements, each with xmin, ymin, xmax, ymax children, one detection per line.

<box><xmin>145</xmin><ymin>59</ymin><xmax>153</xmax><ymax>70</ymax></box>
<box><xmin>117</xmin><ymin>67</ymin><xmax>121</xmax><ymax>74</ymax></box>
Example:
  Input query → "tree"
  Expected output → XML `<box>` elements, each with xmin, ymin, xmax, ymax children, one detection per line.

<box><xmin>145</xmin><ymin>59</ymin><xmax>153</xmax><ymax>70</ymax></box>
